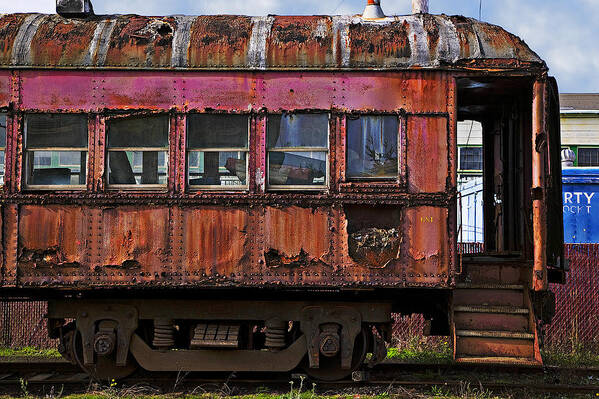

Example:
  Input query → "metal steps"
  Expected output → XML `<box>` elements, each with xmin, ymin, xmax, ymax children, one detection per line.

<box><xmin>452</xmin><ymin>274</ymin><xmax>542</xmax><ymax>367</ymax></box>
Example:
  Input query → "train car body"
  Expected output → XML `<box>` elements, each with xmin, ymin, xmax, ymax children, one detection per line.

<box><xmin>0</xmin><ymin>3</ymin><xmax>564</xmax><ymax>380</ymax></box>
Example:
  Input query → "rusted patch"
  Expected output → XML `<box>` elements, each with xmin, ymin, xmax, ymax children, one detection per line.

<box><xmin>98</xmin><ymin>207</ymin><xmax>170</xmax><ymax>273</ymax></box>
<box><xmin>181</xmin><ymin>207</ymin><xmax>249</xmax><ymax>274</ymax></box>
<box><xmin>266</xmin><ymin>16</ymin><xmax>333</xmax><ymax>68</ymax></box>
<box><xmin>0</xmin><ymin>13</ymin><xmax>545</xmax><ymax>70</ymax></box>
<box><xmin>188</xmin><ymin>16</ymin><xmax>252</xmax><ymax>68</ymax></box>
<box><xmin>348</xmin><ymin>228</ymin><xmax>400</xmax><ymax>267</ymax></box>
<box><xmin>28</xmin><ymin>15</ymin><xmax>96</xmax><ymax>67</ymax></box>
<box><xmin>263</xmin><ymin>207</ymin><xmax>331</xmax><ymax>269</ymax></box>
<box><xmin>348</xmin><ymin>20</ymin><xmax>411</xmax><ymax>67</ymax></box>
<box><xmin>0</xmin><ymin>14</ymin><xmax>28</xmax><ymax>65</ymax></box>
<box><xmin>18</xmin><ymin>206</ymin><xmax>89</xmax><ymax>268</ymax></box>
<box><xmin>407</xmin><ymin>115</ymin><xmax>448</xmax><ymax>193</ymax></box>
<box><xmin>19</xmin><ymin>247</ymin><xmax>80</xmax><ymax>269</ymax></box>
<box><xmin>104</xmin><ymin>16</ymin><xmax>175</xmax><ymax>67</ymax></box>
<box><xmin>422</xmin><ymin>14</ymin><xmax>440</xmax><ymax>61</ymax></box>
<box><xmin>0</xmin><ymin>70</ymin><xmax>10</xmax><ymax>107</ymax></box>
<box><xmin>398</xmin><ymin>206</ymin><xmax>448</xmax><ymax>283</ymax></box>
<box><xmin>344</xmin><ymin>206</ymin><xmax>402</xmax><ymax>269</ymax></box>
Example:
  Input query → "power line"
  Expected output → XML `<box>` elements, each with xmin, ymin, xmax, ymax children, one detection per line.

<box><xmin>333</xmin><ymin>0</ymin><xmax>346</xmax><ymax>13</ymax></box>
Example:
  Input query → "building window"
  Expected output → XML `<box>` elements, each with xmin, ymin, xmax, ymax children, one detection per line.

<box><xmin>107</xmin><ymin>116</ymin><xmax>169</xmax><ymax>188</ymax></box>
<box><xmin>459</xmin><ymin>146</ymin><xmax>483</xmax><ymax>172</ymax></box>
<box><xmin>578</xmin><ymin>148</ymin><xmax>599</xmax><ymax>167</ymax></box>
<box><xmin>267</xmin><ymin>113</ymin><xmax>329</xmax><ymax>189</ymax></box>
<box><xmin>187</xmin><ymin>114</ymin><xmax>249</xmax><ymax>188</ymax></box>
<box><xmin>346</xmin><ymin>115</ymin><xmax>398</xmax><ymax>179</ymax></box>
<box><xmin>0</xmin><ymin>113</ymin><xmax>5</xmax><ymax>185</ymax></box>
<box><xmin>25</xmin><ymin>114</ymin><xmax>88</xmax><ymax>188</ymax></box>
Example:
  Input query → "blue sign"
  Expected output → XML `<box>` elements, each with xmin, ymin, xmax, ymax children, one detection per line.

<box><xmin>562</xmin><ymin>167</ymin><xmax>599</xmax><ymax>243</ymax></box>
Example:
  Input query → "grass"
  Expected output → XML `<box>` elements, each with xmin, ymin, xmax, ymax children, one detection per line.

<box><xmin>385</xmin><ymin>336</ymin><xmax>452</xmax><ymax>364</ymax></box>
<box><xmin>541</xmin><ymin>343</ymin><xmax>599</xmax><ymax>367</ymax></box>
<box><xmin>0</xmin><ymin>346</ymin><xmax>62</xmax><ymax>359</ymax></box>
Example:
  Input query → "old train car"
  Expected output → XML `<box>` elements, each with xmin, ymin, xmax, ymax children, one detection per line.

<box><xmin>0</xmin><ymin>0</ymin><xmax>564</xmax><ymax>380</ymax></box>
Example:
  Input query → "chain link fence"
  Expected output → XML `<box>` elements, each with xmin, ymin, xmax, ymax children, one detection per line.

<box><xmin>0</xmin><ymin>244</ymin><xmax>597</xmax><ymax>352</ymax></box>
<box><xmin>545</xmin><ymin>244</ymin><xmax>599</xmax><ymax>351</ymax></box>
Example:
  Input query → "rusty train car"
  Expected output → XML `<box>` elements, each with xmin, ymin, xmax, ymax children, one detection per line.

<box><xmin>0</xmin><ymin>0</ymin><xmax>564</xmax><ymax>380</ymax></box>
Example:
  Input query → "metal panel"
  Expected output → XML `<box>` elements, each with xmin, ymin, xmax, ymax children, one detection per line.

<box><xmin>20</xmin><ymin>70</ymin><xmax>94</xmax><ymax>111</ymax></box>
<box><xmin>181</xmin><ymin>207</ymin><xmax>249</xmax><ymax>275</ymax></box>
<box><xmin>407</xmin><ymin>115</ymin><xmax>449</xmax><ymax>193</ymax></box>
<box><xmin>18</xmin><ymin>206</ymin><xmax>89</xmax><ymax>268</ymax></box>
<box><xmin>399</xmin><ymin>206</ymin><xmax>449</xmax><ymax>284</ymax></box>
<box><xmin>97</xmin><ymin>207</ymin><xmax>170</xmax><ymax>274</ymax></box>
<box><xmin>262</xmin><ymin>206</ymin><xmax>331</xmax><ymax>269</ymax></box>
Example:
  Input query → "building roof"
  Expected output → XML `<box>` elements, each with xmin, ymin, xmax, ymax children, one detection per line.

<box><xmin>560</xmin><ymin>94</ymin><xmax>599</xmax><ymax>111</ymax></box>
<box><xmin>0</xmin><ymin>13</ymin><xmax>544</xmax><ymax>71</ymax></box>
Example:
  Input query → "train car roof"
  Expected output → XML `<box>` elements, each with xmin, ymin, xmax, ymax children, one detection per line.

<box><xmin>0</xmin><ymin>13</ymin><xmax>545</xmax><ymax>71</ymax></box>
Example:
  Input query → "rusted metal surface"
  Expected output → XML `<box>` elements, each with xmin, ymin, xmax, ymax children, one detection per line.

<box><xmin>532</xmin><ymin>79</ymin><xmax>548</xmax><ymax>291</ymax></box>
<box><xmin>0</xmin><ymin>13</ymin><xmax>544</xmax><ymax>71</ymax></box>
<box><xmin>407</xmin><ymin>116</ymin><xmax>449</xmax><ymax>193</ymax></box>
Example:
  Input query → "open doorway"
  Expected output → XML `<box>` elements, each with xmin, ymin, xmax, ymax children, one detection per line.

<box><xmin>456</xmin><ymin>77</ymin><xmax>534</xmax><ymax>258</ymax></box>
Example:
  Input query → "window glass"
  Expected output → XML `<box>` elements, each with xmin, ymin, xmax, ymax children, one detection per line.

<box><xmin>107</xmin><ymin>116</ymin><xmax>169</xmax><ymax>187</ymax></box>
<box><xmin>0</xmin><ymin>113</ymin><xmax>5</xmax><ymax>185</ymax></box>
<box><xmin>578</xmin><ymin>148</ymin><xmax>599</xmax><ymax>167</ymax></box>
<box><xmin>267</xmin><ymin>114</ymin><xmax>329</xmax><ymax>148</ymax></box>
<box><xmin>267</xmin><ymin>113</ymin><xmax>328</xmax><ymax>188</ymax></box>
<box><xmin>346</xmin><ymin>115</ymin><xmax>398</xmax><ymax>179</ymax></box>
<box><xmin>25</xmin><ymin>114</ymin><xmax>88</xmax><ymax>187</ymax></box>
<box><xmin>187</xmin><ymin>115</ymin><xmax>249</xmax><ymax>188</ymax></box>
<box><xmin>459</xmin><ymin>147</ymin><xmax>483</xmax><ymax>171</ymax></box>
<box><xmin>26</xmin><ymin>114</ymin><xmax>87</xmax><ymax>148</ymax></box>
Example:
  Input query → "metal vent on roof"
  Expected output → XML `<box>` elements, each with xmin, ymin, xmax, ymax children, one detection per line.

<box><xmin>362</xmin><ymin>0</ymin><xmax>386</xmax><ymax>19</ymax></box>
<box><xmin>56</xmin><ymin>0</ymin><xmax>94</xmax><ymax>18</ymax></box>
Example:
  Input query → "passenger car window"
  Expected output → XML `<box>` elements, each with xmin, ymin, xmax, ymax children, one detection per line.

<box><xmin>0</xmin><ymin>113</ymin><xmax>5</xmax><ymax>185</ymax></box>
<box><xmin>25</xmin><ymin>114</ymin><xmax>88</xmax><ymax>188</ymax></box>
<box><xmin>187</xmin><ymin>114</ymin><xmax>249</xmax><ymax>188</ymax></box>
<box><xmin>107</xmin><ymin>116</ymin><xmax>169</xmax><ymax>188</ymax></box>
<box><xmin>346</xmin><ymin>115</ymin><xmax>398</xmax><ymax>180</ymax></box>
<box><xmin>267</xmin><ymin>113</ymin><xmax>328</xmax><ymax>188</ymax></box>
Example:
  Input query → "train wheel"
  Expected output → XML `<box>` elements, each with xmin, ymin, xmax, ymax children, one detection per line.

<box><xmin>72</xmin><ymin>329</ymin><xmax>138</xmax><ymax>382</ymax></box>
<box><xmin>302</xmin><ymin>327</ymin><xmax>370</xmax><ymax>381</ymax></box>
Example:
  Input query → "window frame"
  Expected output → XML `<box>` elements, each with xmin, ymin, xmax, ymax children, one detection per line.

<box><xmin>186</xmin><ymin>114</ymin><xmax>250</xmax><ymax>191</ymax></box>
<box><xmin>23</xmin><ymin>113</ymin><xmax>89</xmax><ymax>191</ymax></box>
<box><xmin>458</xmin><ymin>145</ymin><xmax>484</xmax><ymax>174</ymax></box>
<box><xmin>576</xmin><ymin>146</ymin><xmax>599</xmax><ymax>168</ymax></box>
<box><xmin>344</xmin><ymin>113</ymin><xmax>402</xmax><ymax>182</ymax></box>
<box><xmin>266</xmin><ymin>112</ymin><xmax>330</xmax><ymax>191</ymax></box>
<box><xmin>105</xmin><ymin>115</ymin><xmax>170</xmax><ymax>191</ymax></box>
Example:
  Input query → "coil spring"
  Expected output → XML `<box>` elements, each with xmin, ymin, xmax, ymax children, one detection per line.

<box><xmin>265</xmin><ymin>319</ymin><xmax>287</xmax><ymax>349</ymax></box>
<box><xmin>153</xmin><ymin>319</ymin><xmax>175</xmax><ymax>348</ymax></box>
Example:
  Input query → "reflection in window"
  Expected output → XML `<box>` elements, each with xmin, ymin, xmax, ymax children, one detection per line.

<box><xmin>459</xmin><ymin>147</ymin><xmax>483</xmax><ymax>171</ymax></box>
<box><xmin>267</xmin><ymin>113</ymin><xmax>328</xmax><ymax>187</ymax></box>
<box><xmin>347</xmin><ymin>115</ymin><xmax>398</xmax><ymax>180</ymax></box>
<box><xmin>25</xmin><ymin>114</ymin><xmax>88</xmax><ymax>187</ymax></box>
<box><xmin>0</xmin><ymin>113</ymin><xmax>5</xmax><ymax>185</ymax></box>
<box><xmin>578</xmin><ymin>148</ymin><xmax>599</xmax><ymax>167</ymax></box>
<box><xmin>187</xmin><ymin>115</ymin><xmax>248</xmax><ymax>188</ymax></box>
<box><xmin>107</xmin><ymin>116</ymin><xmax>169</xmax><ymax>187</ymax></box>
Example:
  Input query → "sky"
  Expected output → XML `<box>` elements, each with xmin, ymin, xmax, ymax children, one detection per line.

<box><xmin>1</xmin><ymin>0</ymin><xmax>597</xmax><ymax>93</ymax></box>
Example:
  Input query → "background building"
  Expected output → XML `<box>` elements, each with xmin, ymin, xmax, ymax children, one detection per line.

<box><xmin>457</xmin><ymin>93</ymin><xmax>599</xmax><ymax>244</ymax></box>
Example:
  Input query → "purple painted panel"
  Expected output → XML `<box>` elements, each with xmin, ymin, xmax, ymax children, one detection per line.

<box><xmin>20</xmin><ymin>71</ymin><xmax>94</xmax><ymax>111</ymax></box>
<box><xmin>182</xmin><ymin>73</ymin><xmax>254</xmax><ymax>111</ymax></box>
<box><xmin>96</xmin><ymin>71</ymin><xmax>176</xmax><ymax>110</ymax></box>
